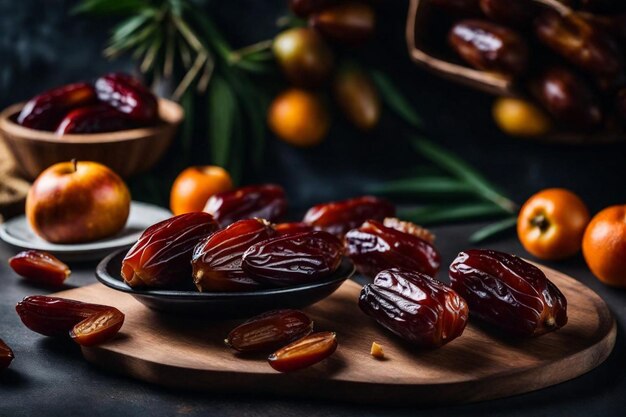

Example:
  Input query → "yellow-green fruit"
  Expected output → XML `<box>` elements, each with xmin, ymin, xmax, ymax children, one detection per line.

<box><xmin>493</xmin><ymin>97</ymin><xmax>551</xmax><ymax>137</ymax></box>
<box><xmin>334</xmin><ymin>66</ymin><xmax>381</xmax><ymax>131</ymax></box>
<box><xmin>272</xmin><ymin>28</ymin><xmax>334</xmax><ymax>88</ymax></box>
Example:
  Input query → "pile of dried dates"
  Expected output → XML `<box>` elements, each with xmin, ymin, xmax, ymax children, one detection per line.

<box><xmin>432</xmin><ymin>0</ymin><xmax>626</xmax><ymax>133</ymax></box>
<box><xmin>15</xmin><ymin>72</ymin><xmax>159</xmax><ymax>134</ymax></box>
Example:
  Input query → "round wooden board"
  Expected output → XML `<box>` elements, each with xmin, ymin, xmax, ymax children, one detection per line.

<box><xmin>55</xmin><ymin>264</ymin><xmax>616</xmax><ymax>405</ymax></box>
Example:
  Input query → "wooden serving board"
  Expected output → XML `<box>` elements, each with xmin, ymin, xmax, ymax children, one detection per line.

<box><xmin>55</xmin><ymin>264</ymin><xmax>616</xmax><ymax>405</ymax></box>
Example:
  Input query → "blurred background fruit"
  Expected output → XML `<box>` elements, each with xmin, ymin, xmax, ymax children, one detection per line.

<box><xmin>268</xmin><ymin>89</ymin><xmax>330</xmax><ymax>147</ymax></box>
<box><xmin>583</xmin><ymin>205</ymin><xmax>626</xmax><ymax>288</ymax></box>
<box><xmin>333</xmin><ymin>65</ymin><xmax>381</xmax><ymax>131</ymax></box>
<box><xmin>170</xmin><ymin>166</ymin><xmax>233</xmax><ymax>216</ymax></box>
<box><xmin>517</xmin><ymin>188</ymin><xmax>590</xmax><ymax>260</ymax></box>
<box><xmin>492</xmin><ymin>98</ymin><xmax>551</xmax><ymax>137</ymax></box>
<box><xmin>273</xmin><ymin>28</ymin><xmax>334</xmax><ymax>88</ymax></box>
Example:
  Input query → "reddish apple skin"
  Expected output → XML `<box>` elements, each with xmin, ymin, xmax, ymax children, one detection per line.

<box><xmin>26</xmin><ymin>161</ymin><xmax>131</xmax><ymax>244</ymax></box>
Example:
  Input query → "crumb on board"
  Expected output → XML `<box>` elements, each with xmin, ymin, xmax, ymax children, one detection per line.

<box><xmin>370</xmin><ymin>341</ymin><xmax>384</xmax><ymax>359</ymax></box>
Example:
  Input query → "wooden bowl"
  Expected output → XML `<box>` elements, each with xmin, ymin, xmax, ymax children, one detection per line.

<box><xmin>405</xmin><ymin>0</ymin><xmax>623</xmax><ymax>144</ymax></box>
<box><xmin>0</xmin><ymin>98</ymin><xmax>183</xmax><ymax>180</ymax></box>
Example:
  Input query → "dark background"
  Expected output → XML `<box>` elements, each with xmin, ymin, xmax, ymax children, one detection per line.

<box><xmin>2</xmin><ymin>0</ymin><xmax>625</xmax><ymax>212</ymax></box>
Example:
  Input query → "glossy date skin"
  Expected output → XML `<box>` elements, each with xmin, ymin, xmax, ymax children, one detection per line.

<box><xmin>268</xmin><ymin>331</ymin><xmax>337</xmax><ymax>372</ymax></box>
<box><xmin>121</xmin><ymin>212</ymin><xmax>219</xmax><ymax>288</ymax></box>
<box><xmin>309</xmin><ymin>1</ymin><xmax>376</xmax><ymax>45</ymax></box>
<box><xmin>449</xmin><ymin>249</ymin><xmax>568</xmax><ymax>337</ymax></box>
<box><xmin>9</xmin><ymin>250</ymin><xmax>70</xmax><ymax>287</ymax></box>
<box><xmin>359</xmin><ymin>269</ymin><xmax>468</xmax><ymax>348</ymax></box>
<box><xmin>204</xmin><ymin>184</ymin><xmax>287</xmax><ymax>227</ymax></box>
<box><xmin>95</xmin><ymin>73</ymin><xmax>158</xmax><ymax>124</ymax></box>
<box><xmin>344</xmin><ymin>220</ymin><xmax>440</xmax><ymax>278</ymax></box>
<box><xmin>242</xmin><ymin>231</ymin><xmax>343</xmax><ymax>287</ymax></box>
<box><xmin>530</xmin><ymin>66</ymin><xmax>602</xmax><ymax>130</ymax></box>
<box><xmin>17</xmin><ymin>82</ymin><xmax>97</xmax><ymax>131</ymax></box>
<box><xmin>303</xmin><ymin>195</ymin><xmax>395</xmax><ymax>237</ymax></box>
<box><xmin>70</xmin><ymin>308</ymin><xmax>125</xmax><ymax>347</ymax></box>
<box><xmin>0</xmin><ymin>339</ymin><xmax>14</xmax><ymax>370</ymax></box>
<box><xmin>449</xmin><ymin>20</ymin><xmax>529</xmax><ymax>76</ymax></box>
<box><xmin>16</xmin><ymin>296</ymin><xmax>110</xmax><ymax>337</ymax></box>
<box><xmin>274</xmin><ymin>222</ymin><xmax>315</xmax><ymax>236</ymax></box>
<box><xmin>534</xmin><ymin>10</ymin><xmax>623</xmax><ymax>79</ymax></box>
<box><xmin>56</xmin><ymin>105</ymin><xmax>135</xmax><ymax>134</ymax></box>
<box><xmin>479</xmin><ymin>0</ymin><xmax>535</xmax><ymax>26</ymax></box>
<box><xmin>226</xmin><ymin>309</ymin><xmax>313</xmax><ymax>353</ymax></box>
<box><xmin>192</xmin><ymin>219</ymin><xmax>275</xmax><ymax>292</ymax></box>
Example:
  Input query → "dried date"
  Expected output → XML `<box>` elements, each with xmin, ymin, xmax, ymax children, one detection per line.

<box><xmin>530</xmin><ymin>66</ymin><xmax>602</xmax><ymax>130</ymax></box>
<box><xmin>121</xmin><ymin>212</ymin><xmax>219</xmax><ymax>288</ymax></box>
<box><xmin>383</xmin><ymin>217</ymin><xmax>435</xmax><ymax>243</ymax></box>
<box><xmin>242</xmin><ymin>231</ymin><xmax>343</xmax><ymax>287</ymax></box>
<box><xmin>449</xmin><ymin>249</ymin><xmax>568</xmax><ymax>337</ymax></box>
<box><xmin>344</xmin><ymin>219</ymin><xmax>440</xmax><ymax>278</ymax></box>
<box><xmin>16</xmin><ymin>296</ymin><xmax>110</xmax><ymax>337</ymax></box>
<box><xmin>0</xmin><ymin>339</ymin><xmax>14</xmax><ymax>370</ymax></box>
<box><xmin>17</xmin><ymin>82</ymin><xmax>97</xmax><ymax>131</ymax></box>
<box><xmin>268</xmin><ymin>331</ymin><xmax>337</xmax><ymax>372</ymax></box>
<box><xmin>449</xmin><ymin>20</ymin><xmax>529</xmax><ymax>76</ymax></box>
<box><xmin>309</xmin><ymin>1</ymin><xmax>376</xmax><ymax>45</ymax></box>
<box><xmin>9</xmin><ymin>250</ymin><xmax>70</xmax><ymax>287</ymax></box>
<box><xmin>204</xmin><ymin>184</ymin><xmax>287</xmax><ymax>227</ymax></box>
<box><xmin>70</xmin><ymin>308</ymin><xmax>125</xmax><ymax>347</ymax></box>
<box><xmin>274</xmin><ymin>222</ymin><xmax>315</xmax><ymax>236</ymax></box>
<box><xmin>303</xmin><ymin>195</ymin><xmax>395</xmax><ymax>237</ymax></box>
<box><xmin>226</xmin><ymin>309</ymin><xmax>313</xmax><ymax>353</ymax></box>
<box><xmin>479</xmin><ymin>0</ymin><xmax>535</xmax><ymax>26</ymax></box>
<box><xmin>95</xmin><ymin>73</ymin><xmax>158</xmax><ymax>124</ymax></box>
<box><xmin>56</xmin><ymin>105</ymin><xmax>135</xmax><ymax>134</ymax></box>
<box><xmin>192</xmin><ymin>218</ymin><xmax>275</xmax><ymax>291</ymax></box>
<box><xmin>359</xmin><ymin>269</ymin><xmax>468</xmax><ymax>348</ymax></box>
<box><xmin>534</xmin><ymin>10</ymin><xmax>623</xmax><ymax>79</ymax></box>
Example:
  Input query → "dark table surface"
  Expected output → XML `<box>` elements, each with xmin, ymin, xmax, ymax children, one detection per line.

<box><xmin>1</xmin><ymin>221</ymin><xmax>624</xmax><ymax>417</ymax></box>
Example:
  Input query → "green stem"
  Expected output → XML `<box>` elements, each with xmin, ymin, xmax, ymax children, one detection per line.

<box><xmin>469</xmin><ymin>217</ymin><xmax>517</xmax><ymax>243</ymax></box>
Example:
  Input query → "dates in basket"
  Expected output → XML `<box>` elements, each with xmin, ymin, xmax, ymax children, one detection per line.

<box><xmin>121</xmin><ymin>212</ymin><xmax>219</xmax><ymax>289</ymax></box>
<box><xmin>344</xmin><ymin>219</ymin><xmax>440</xmax><ymax>279</ymax></box>
<box><xmin>303</xmin><ymin>195</ymin><xmax>395</xmax><ymax>237</ymax></box>
<box><xmin>359</xmin><ymin>269</ymin><xmax>469</xmax><ymax>348</ymax></box>
<box><xmin>242</xmin><ymin>231</ymin><xmax>343</xmax><ymax>287</ymax></box>
<box><xmin>192</xmin><ymin>218</ymin><xmax>275</xmax><ymax>292</ymax></box>
<box><xmin>95</xmin><ymin>73</ymin><xmax>159</xmax><ymax>124</ymax></box>
<box><xmin>204</xmin><ymin>184</ymin><xmax>287</xmax><ymax>227</ymax></box>
<box><xmin>56</xmin><ymin>105</ymin><xmax>136</xmax><ymax>135</ymax></box>
<box><xmin>449</xmin><ymin>249</ymin><xmax>568</xmax><ymax>337</ymax></box>
<box><xmin>449</xmin><ymin>20</ymin><xmax>529</xmax><ymax>76</ymax></box>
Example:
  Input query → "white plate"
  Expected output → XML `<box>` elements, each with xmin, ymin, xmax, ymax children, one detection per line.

<box><xmin>0</xmin><ymin>201</ymin><xmax>171</xmax><ymax>261</ymax></box>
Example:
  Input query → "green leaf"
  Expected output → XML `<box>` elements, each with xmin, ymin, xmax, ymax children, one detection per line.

<box><xmin>180</xmin><ymin>89</ymin><xmax>194</xmax><ymax>164</ymax></box>
<box><xmin>398</xmin><ymin>203</ymin><xmax>508</xmax><ymax>225</ymax></box>
<box><xmin>370</xmin><ymin>70</ymin><xmax>422</xmax><ymax>128</ymax></box>
<box><xmin>469</xmin><ymin>217</ymin><xmax>517</xmax><ymax>243</ymax></box>
<box><xmin>110</xmin><ymin>12</ymin><xmax>154</xmax><ymax>43</ymax></box>
<box><xmin>207</xmin><ymin>75</ymin><xmax>237</xmax><ymax>168</ymax></box>
<box><xmin>369</xmin><ymin>176</ymin><xmax>474</xmax><ymax>196</ymax></box>
<box><xmin>410</xmin><ymin>136</ymin><xmax>518</xmax><ymax>213</ymax></box>
<box><xmin>72</xmin><ymin>0</ymin><xmax>149</xmax><ymax>16</ymax></box>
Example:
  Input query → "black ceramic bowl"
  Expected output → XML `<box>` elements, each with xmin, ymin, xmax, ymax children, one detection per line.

<box><xmin>96</xmin><ymin>249</ymin><xmax>355</xmax><ymax>317</ymax></box>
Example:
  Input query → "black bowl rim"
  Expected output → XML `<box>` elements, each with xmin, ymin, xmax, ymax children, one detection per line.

<box><xmin>96</xmin><ymin>248</ymin><xmax>355</xmax><ymax>301</ymax></box>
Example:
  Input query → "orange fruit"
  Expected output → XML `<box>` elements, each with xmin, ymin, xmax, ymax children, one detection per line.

<box><xmin>517</xmin><ymin>188</ymin><xmax>590</xmax><ymax>260</ymax></box>
<box><xmin>169</xmin><ymin>166</ymin><xmax>232</xmax><ymax>216</ymax></box>
<box><xmin>583</xmin><ymin>205</ymin><xmax>626</xmax><ymax>288</ymax></box>
<box><xmin>268</xmin><ymin>88</ymin><xmax>329</xmax><ymax>147</ymax></box>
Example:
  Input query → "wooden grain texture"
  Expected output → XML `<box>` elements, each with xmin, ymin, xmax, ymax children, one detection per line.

<box><xmin>54</xmin><ymin>264</ymin><xmax>616</xmax><ymax>405</ymax></box>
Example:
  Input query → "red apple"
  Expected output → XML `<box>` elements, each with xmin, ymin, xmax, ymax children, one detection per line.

<box><xmin>26</xmin><ymin>160</ymin><xmax>131</xmax><ymax>244</ymax></box>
